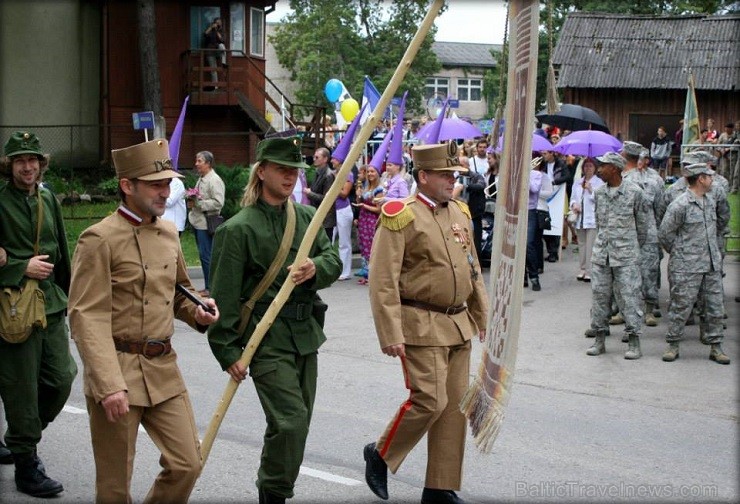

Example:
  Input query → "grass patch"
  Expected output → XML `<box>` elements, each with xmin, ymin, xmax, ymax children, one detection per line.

<box><xmin>62</xmin><ymin>201</ymin><xmax>201</xmax><ymax>266</ymax></box>
<box><xmin>728</xmin><ymin>192</ymin><xmax>739</xmax><ymax>254</ymax></box>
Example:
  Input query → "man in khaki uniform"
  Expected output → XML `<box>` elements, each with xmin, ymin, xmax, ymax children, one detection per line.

<box><xmin>364</xmin><ymin>142</ymin><xmax>488</xmax><ymax>504</ymax></box>
<box><xmin>68</xmin><ymin>139</ymin><xmax>220</xmax><ymax>503</ymax></box>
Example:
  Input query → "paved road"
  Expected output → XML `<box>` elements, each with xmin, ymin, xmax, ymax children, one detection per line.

<box><xmin>1</xmin><ymin>248</ymin><xmax>737</xmax><ymax>503</ymax></box>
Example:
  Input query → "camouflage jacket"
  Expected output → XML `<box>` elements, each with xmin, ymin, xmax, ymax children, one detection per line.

<box><xmin>659</xmin><ymin>190</ymin><xmax>722</xmax><ymax>273</ymax></box>
<box><xmin>622</xmin><ymin>168</ymin><xmax>662</xmax><ymax>244</ymax></box>
<box><xmin>658</xmin><ymin>177</ymin><xmax>730</xmax><ymax>236</ymax></box>
<box><xmin>592</xmin><ymin>181</ymin><xmax>648</xmax><ymax>267</ymax></box>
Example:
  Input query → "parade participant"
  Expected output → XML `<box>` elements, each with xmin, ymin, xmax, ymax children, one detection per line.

<box><xmin>621</xmin><ymin>141</ymin><xmax>663</xmax><ymax>327</ymax></box>
<box><xmin>0</xmin><ymin>131</ymin><xmax>77</xmax><ymax>498</ymax></box>
<box><xmin>208</xmin><ymin>136</ymin><xmax>341</xmax><ymax>504</ymax></box>
<box><xmin>659</xmin><ymin>163</ymin><xmax>730</xmax><ymax>364</ymax></box>
<box><xmin>68</xmin><ymin>139</ymin><xmax>220</xmax><ymax>503</ymax></box>
<box><xmin>585</xmin><ymin>152</ymin><xmax>648</xmax><ymax>360</ymax></box>
<box><xmin>304</xmin><ymin>147</ymin><xmax>336</xmax><ymax>240</ymax></box>
<box><xmin>364</xmin><ymin>142</ymin><xmax>488</xmax><ymax>504</ymax></box>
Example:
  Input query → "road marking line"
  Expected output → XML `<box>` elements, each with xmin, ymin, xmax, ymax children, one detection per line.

<box><xmin>299</xmin><ymin>466</ymin><xmax>362</xmax><ymax>486</ymax></box>
<box><xmin>63</xmin><ymin>405</ymin><xmax>86</xmax><ymax>415</ymax></box>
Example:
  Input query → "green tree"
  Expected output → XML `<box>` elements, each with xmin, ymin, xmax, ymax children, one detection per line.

<box><xmin>533</xmin><ymin>0</ymin><xmax>740</xmax><ymax>108</ymax></box>
<box><xmin>270</xmin><ymin>0</ymin><xmax>442</xmax><ymax>117</ymax></box>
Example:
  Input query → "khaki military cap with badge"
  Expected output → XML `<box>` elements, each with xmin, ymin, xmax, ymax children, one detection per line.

<box><xmin>412</xmin><ymin>141</ymin><xmax>467</xmax><ymax>173</ymax></box>
<box><xmin>112</xmin><ymin>139</ymin><xmax>182</xmax><ymax>180</ymax></box>
<box><xmin>595</xmin><ymin>151</ymin><xmax>627</xmax><ymax>170</ymax></box>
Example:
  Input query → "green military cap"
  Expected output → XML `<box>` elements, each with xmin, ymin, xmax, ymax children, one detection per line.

<box><xmin>111</xmin><ymin>139</ymin><xmax>182</xmax><ymax>181</ymax></box>
<box><xmin>255</xmin><ymin>136</ymin><xmax>309</xmax><ymax>169</ymax></box>
<box><xmin>620</xmin><ymin>141</ymin><xmax>643</xmax><ymax>157</ymax></box>
<box><xmin>4</xmin><ymin>131</ymin><xmax>44</xmax><ymax>158</ymax></box>
<box><xmin>412</xmin><ymin>141</ymin><xmax>465</xmax><ymax>173</ymax></box>
<box><xmin>595</xmin><ymin>151</ymin><xmax>626</xmax><ymax>170</ymax></box>
<box><xmin>682</xmin><ymin>163</ymin><xmax>715</xmax><ymax>177</ymax></box>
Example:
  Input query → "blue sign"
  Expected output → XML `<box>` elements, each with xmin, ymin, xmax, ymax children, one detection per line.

<box><xmin>132</xmin><ymin>111</ymin><xmax>155</xmax><ymax>130</ymax></box>
<box><xmin>449</xmin><ymin>99</ymin><xmax>460</xmax><ymax>109</ymax></box>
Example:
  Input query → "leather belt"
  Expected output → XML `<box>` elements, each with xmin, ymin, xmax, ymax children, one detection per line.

<box><xmin>253</xmin><ymin>301</ymin><xmax>312</xmax><ymax>321</ymax></box>
<box><xmin>113</xmin><ymin>337</ymin><xmax>172</xmax><ymax>358</ymax></box>
<box><xmin>400</xmin><ymin>299</ymin><xmax>467</xmax><ymax>315</ymax></box>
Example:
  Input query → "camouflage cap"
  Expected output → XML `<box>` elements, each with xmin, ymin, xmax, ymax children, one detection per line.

<box><xmin>682</xmin><ymin>163</ymin><xmax>715</xmax><ymax>177</ymax></box>
<box><xmin>595</xmin><ymin>151</ymin><xmax>626</xmax><ymax>170</ymax></box>
<box><xmin>681</xmin><ymin>150</ymin><xmax>717</xmax><ymax>166</ymax></box>
<box><xmin>620</xmin><ymin>140</ymin><xmax>643</xmax><ymax>157</ymax></box>
<box><xmin>639</xmin><ymin>148</ymin><xmax>650</xmax><ymax>159</ymax></box>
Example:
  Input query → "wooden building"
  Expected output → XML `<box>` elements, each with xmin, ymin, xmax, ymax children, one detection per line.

<box><xmin>552</xmin><ymin>12</ymin><xmax>740</xmax><ymax>150</ymax></box>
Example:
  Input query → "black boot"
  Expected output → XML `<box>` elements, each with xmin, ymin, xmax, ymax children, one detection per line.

<box><xmin>258</xmin><ymin>487</ymin><xmax>286</xmax><ymax>504</ymax></box>
<box><xmin>0</xmin><ymin>441</ymin><xmax>13</xmax><ymax>465</ymax></box>
<box><xmin>421</xmin><ymin>487</ymin><xmax>465</xmax><ymax>503</ymax></box>
<box><xmin>363</xmin><ymin>442</ymin><xmax>388</xmax><ymax>500</ymax></box>
<box><xmin>13</xmin><ymin>452</ymin><xmax>64</xmax><ymax>497</ymax></box>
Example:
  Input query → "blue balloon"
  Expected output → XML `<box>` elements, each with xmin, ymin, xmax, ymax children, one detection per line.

<box><xmin>324</xmin><ymin>79</ymin><xmax>343</xmax><ymax>103</ymax></box>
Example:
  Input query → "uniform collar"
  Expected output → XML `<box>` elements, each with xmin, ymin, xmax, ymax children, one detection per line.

<box><xmin>117</xmin><ymin>204</ymin><xmax>147</xmax><ymax>226</ymax></box>
<box><xmin>416</xmin><ymin>192</ymin><xmax>448</xmax><ymax>210</ymax></box>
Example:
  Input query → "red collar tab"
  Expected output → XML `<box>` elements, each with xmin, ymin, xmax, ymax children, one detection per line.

<box><xmin>117</xmin><ymin>205</ymin><xmax>144</xmax><ymax>226</ymax></box>
<box><xmin>416</xmin><ymin>193</ymin><xmax>437</xmax><ymax>210</ymax></box>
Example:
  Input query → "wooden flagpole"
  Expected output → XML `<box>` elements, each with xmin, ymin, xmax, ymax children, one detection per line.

<box><xmin>199</xmin><ymin>0</ymin><xmax>445</xmax><ymax>467</ymax></box>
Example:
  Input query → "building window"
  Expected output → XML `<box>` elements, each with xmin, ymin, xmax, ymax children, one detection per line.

<box><xmin>250</xmin><ymin>7</ymin><xmax>265</xmax><ymax>57</ymax></box>
<box><xmin>458</xmin><ymin>78</ymin><xmax>482</xmax><ymax>101</ymax></box>
<box><xmin>229</xmin><ymin>3</ymin><xmax>245</xmax><ymax>54</ymax></box>
<box><xmin>190</xmin><ymin>6</ymin><xmax>221</xmax><ymax>49</ymax></box>
<box><xmin>424</xmin><ymin>77</ymin><xmax>449</xmax><ymax>100</ymax></box>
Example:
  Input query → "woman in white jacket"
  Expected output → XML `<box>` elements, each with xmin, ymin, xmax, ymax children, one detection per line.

<box><xmin>569</xmin><ymin>158</ymin><xmax>603</xmax><ymax>281</ymax></box>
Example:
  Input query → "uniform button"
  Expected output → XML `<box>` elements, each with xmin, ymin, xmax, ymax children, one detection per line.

<box><xmin>135</xmin><ymin>229</ymin><xmax>140</xmax><ymax>235</ymax></box>
<box><xmin>166</xmin><ymin>300</ymin><xmax>170</xmax><ymax>305</ymax></box>
<box><xmin>144</xmin><ymin>264</ymin><xmax>148</xmax><ymax>269</ymax></box>
<box><xmin>144</xmin><ymin>300</ymin><xmax>149</xmax><ymax>305</ymax></box>
<box><xmin>157</xmin><ymin>231</ymin><xmax>161</xmax><ymax>235</ymax></box>
<box><xmin>164</xmin><ymin>264</ymin><xmax>168</xmax><ymax>269</ymax></box>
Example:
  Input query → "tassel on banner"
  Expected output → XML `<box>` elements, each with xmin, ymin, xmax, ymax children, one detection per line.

<box><xmin>546</xmin><ymin>61</ymin><xmax>560</xmax><ymax>114</ymax></box>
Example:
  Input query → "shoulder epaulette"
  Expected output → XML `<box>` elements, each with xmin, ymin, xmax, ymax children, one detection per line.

<box><xmin>380</xmin><ymin>198</ymin><xmax>415</xmax><ymax>231</ymax></box>
<box><xmin>452</xmin><ymin>199</ymin><xmax>471</xmax><ymax>220</ymax></box>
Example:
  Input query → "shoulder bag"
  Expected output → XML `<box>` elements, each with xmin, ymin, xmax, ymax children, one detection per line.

<box><xmin>0</xmin><ymin>188</ymin><xmax>48</xmax><ymax>344</ymax></box>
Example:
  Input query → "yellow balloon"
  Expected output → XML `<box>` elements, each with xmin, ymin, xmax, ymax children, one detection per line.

<box><xmin>340</xmin><ymin>98</ymin><xmax>360</xmax><ymax>122</ymax></box>
<box><xmin>265</xmin><ymin>111</ymin><xmax>273</xmax><ymax>123</ymax></box>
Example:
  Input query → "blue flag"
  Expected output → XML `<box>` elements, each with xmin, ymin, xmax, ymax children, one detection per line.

<box><xmin>360</xmin><ymin>76</ymin><xmax>387</xmax><ymax>125</ymax></box>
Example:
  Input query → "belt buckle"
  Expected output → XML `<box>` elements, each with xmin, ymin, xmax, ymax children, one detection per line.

<box><xmin>143</xmin><ymin>340</ymin><xmax>167</xmax><ymax>358</ymax></box>
<box><xmin>445</xmin><ymin>305</ymin><xmax>461</xmax><ymax>315</ymax></box>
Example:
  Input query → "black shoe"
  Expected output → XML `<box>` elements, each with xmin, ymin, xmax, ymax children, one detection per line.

<box><xmin>13</xmin><ymin>452</ymin><xmax>64</xmax><ymax>497</ymax></box>
<box><xmin>546</xmin><ymin>255</ymin><xmax>558</xmax><ymax>263</ymax></box>
<box><xmin>531</xmin><ymin>278</ymin><xmax>541</xmax><ymax>291</ymax></box>
<box><xmin>258</xmin><ymin>487</ymin><xmax>286</xmax><ymax>504</ymax></box>
<box><xmin>421</xmin><ymin>487</ymin><xmax>465</xmax><ymax>504</ymax></box>
<box><xmin>523</xmin><ymin>278</ymin><xmax>529</xmax><ymax>288</ymax></box>
<box><xmin>538</xmin><ymin>267</ymin><xmax>544</xmax><ymax>274</ymax></box>
<box><xmin>0</xmin><ymin>441</ymin><xmax>12</xmax><ymax>464</ymax></box>
<box><xmin>363</xmin><ymin>442</ymin><xmax>388</xmax><ymax>500</ymax></box>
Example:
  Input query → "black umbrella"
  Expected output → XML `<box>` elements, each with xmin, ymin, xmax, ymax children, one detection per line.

<box><xmin>536</xmin><ymin>103</ymin><xmax>609</xmax><ymax>133</ymax></box>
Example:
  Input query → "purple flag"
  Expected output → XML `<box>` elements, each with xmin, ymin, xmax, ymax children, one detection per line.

<box><xmin>426</xmin><ymin>96</ymin><xmax>450</xmax><ymax>144</ymax></box>
<box><xmin>387</xmin><ymin>91</ymin><xmax>408</xmax><ymax>165</ymax></box>
<box><xmin>169</xmin><ymin>96</ymin><xmax>190</xmax><ymax>170</ymax></box>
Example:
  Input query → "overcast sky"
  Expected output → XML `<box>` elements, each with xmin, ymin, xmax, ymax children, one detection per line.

<box><xmin>267</xmin><ymin>1</ymin><xmax>508</xmax><ymax>45</ymax></box>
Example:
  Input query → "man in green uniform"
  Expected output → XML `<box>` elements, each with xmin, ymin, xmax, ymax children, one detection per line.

<box><xmin>208</xmin><ymin>136</ymin><xmax>341</xmax><ymax>504</ymax></box>
<box><xmin>0</xmin><ymin>131</ymin><xmax>78</xmax><ymax>497</ymax></box>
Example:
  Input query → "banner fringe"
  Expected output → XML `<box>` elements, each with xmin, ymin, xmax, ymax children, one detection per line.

<box><xmin>461</xmin><ymin>377</ymin><xmax>508</xmax><ymax>454</ymax></box>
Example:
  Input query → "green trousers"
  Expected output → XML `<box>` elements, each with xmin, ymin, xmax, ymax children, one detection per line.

<box><xmin>0</xmin><ymin>313</ymin><xmax>77</xmax><ymax>454</ymax></box>
<box><xmin>249</xmin><ymin>345</ymin><xmax>317</xmax><ymax>498</ymax></box>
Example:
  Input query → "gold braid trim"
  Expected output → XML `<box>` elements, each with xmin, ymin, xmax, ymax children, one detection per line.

<box><xmin>453</xmin><ymin>199</ymin><xmax>472</xmax><ymax>220</ymax></box>
<box><xmin>380</xmin><ymin>206</ymin><xmax>414</xmax><ymax>231</ymax></box>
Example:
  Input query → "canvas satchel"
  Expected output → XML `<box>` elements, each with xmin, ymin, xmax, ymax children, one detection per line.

<box><xmin>0</xmin><ymin>189</ymin><xmax>48</xmax><ymax>344</ymax></box>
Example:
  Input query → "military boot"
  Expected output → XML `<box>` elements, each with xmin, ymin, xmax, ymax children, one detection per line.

<box><xmin>13</xmin><ymin>452</ymin><xmax>64</xmax><ymax>497</ymax></box>
<box><xmin>644</xmin><ymin>303</ymin><xmax>658</xmax><ymax>327</ymax></box>
<box><xmin>586</xmin><ymin>335</ymin><xmax>606</xmax><ymax>356</ymax></box>
<box><xmin>652</xmin><ymin>306</ymin><xmax>662</xmax><ymax>318</ymax></box>
<box><xmin>662</xmin><ymin>342</ymin><xmax>680</xmax><ymax>362</ymax></box>
<box><xmin>258</xmin><ymin>487</ymin><xmax>286</xmax><ymax>504</ymax></box>
<box><xmin>621</xmin><ymin>333</ymin><xmax>629</xmax><ymax>343</ymax></box>
<box><xmin>624</xmin><ymin>334</ymin><xmax>642</xmax><ymax>360</ymax></box>
<box><xmin>709</xmin><ymin>344</ymin><xmax>731</xmax><ymax>365</ymax></box>
<box><xmin>609</xmin><ymin>312</ymin><xmax>625</xmax><ymax>325</ymax></box>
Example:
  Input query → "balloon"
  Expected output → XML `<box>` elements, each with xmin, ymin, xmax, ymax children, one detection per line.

<box><xmin>324</xmin><ymin>79</ymin><xmax>344</xmax><ymax>103</ymax></box>
<box><xmin>340</xmin><ymin>98</ymin><xmax>360</xmax><ymax>122</ymax></box>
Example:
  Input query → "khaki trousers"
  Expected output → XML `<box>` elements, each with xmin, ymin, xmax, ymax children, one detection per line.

<box><xmin>86</xmin><ymin>392</ymin><xmax>201</xmax><ymax>504</ymax></box>
<box><xmin>377</xmin><ymin>341</ymin><xmax>471</xmax><ymax>490</ymax></box>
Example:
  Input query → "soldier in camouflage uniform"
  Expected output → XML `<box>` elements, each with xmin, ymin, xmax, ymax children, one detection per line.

<box><xmin>658</xmin><ymin>163</ymin><xmax>730</xmax><ymax>365</ymax></box>
<box><xmin>621</xmin><ymin>141</ymin><xmax>663</xmax><ymax>327</ymax></box>
<box><xmin>586</xmin><ymin>152</ymin><xmax>648</xmax><ymax>360</ymax></box>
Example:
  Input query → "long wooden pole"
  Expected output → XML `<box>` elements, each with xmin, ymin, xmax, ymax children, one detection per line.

<box><xmin>199</xmin><ymin>0</ymin><xmax>445</xmax><ymax>467</ymax></box>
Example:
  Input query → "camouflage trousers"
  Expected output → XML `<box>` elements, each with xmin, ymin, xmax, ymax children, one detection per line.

<box><xmin>590</xmin><ymin>263</ymin><xmax>643</xmax><ymax>337</ymax></box>
<box><xmin>639</xmin><ymin>243</ymin><xmax>661</xmax><ymax>306</ymax></box>
<box><xmin>666</xmin><ymin>270</ymin><xmax>724</xmax><ymax>344</ymax></box>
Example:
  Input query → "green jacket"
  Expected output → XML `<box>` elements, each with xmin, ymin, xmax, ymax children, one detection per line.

<box><xmin>0</xmin><ymin>182</ymin><xmax>71</xmax><ymax>315</ymax></box>
<box><xmin>207</xmin><ymin>199</ymin><xmax>341</xmax><ymax>370</ymax></box>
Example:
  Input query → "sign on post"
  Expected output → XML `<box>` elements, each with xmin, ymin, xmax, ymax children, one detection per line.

<box><xmin>449</xmin><ymin>99</ymin><xmax>460</xmax><ymax>109</ymax></box>
<box><xmin>132</xmin><ymin>111</ymin><xmax>155</xmax><ymax>141</ymax></box>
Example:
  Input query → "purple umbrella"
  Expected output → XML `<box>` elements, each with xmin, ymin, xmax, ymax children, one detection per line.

<box><xmin>494</xmin><ymin>133</ymin><xmax>553</xmax><ymax>153</ymax></box>
<box><xmin>552</xmin><ymin>130</ymin><xmax>622</xmax><ymax>157</ymax></box>
<box><xmin>416</xmin><ymin>116</ymin><xmax>484</xmax><ymax>143</ymax></box>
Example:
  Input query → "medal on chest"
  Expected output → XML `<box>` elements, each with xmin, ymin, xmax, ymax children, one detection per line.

<box><xmin>451</xmin><ymin>222</ymin><xmax>469</xmax><ymax>248</ymax></box>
